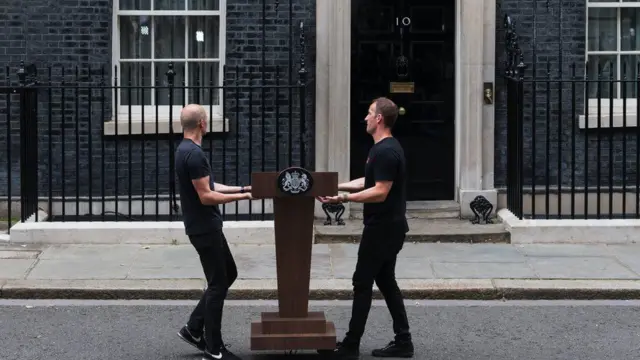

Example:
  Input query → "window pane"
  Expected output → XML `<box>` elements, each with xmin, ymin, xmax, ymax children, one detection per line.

<box><xmin>189</xmin><ymin>17</ymin><xmax>220</xmax><ymax>59</ymax></box>
<box><xmin>188</xmin><ymin>0</ymin><xmax>220</xmax><ymax>10</ymax></box>
<box><xmin>154</xmin><ymin>0</ymin><xmax>186</xmax><ymax>10</ymax></box>
<box><xmin>622</xmin><ymin>8</ymin><xmax>640</xmax><ymax>50</ymax></box>
<box><xmin>120</xmin><ymin>16</ymin><xmax>152</xmax><ymax>59</ymax></box>
<box><xmin>154</xmin><ymin>17</ymin><xmax>186</xmax><ymax>59</ymax></box>
<box><xmin>188</xmin><ymin>62</ymin><xmax>220</xmax><ymax>105</ymax></box>
<box><xmin>155</xmin><ymin>62</ymin><xmax>185</xmax><ymax>106</ymax></box>
<box><xmin>587</xmin><ymin>55</ymin><xmax>618</xmax><ymax>98</ymax></box>
<box><xmin>621</xmin><ymin>55</ymin><xmax>640</xmax><ymax>98</ymax></box>
<box><xmin>588</xmin><ymin>8</ymin><xmax>617</xmax><ymax>51</ymax></box>
<box><xmin>120</xmin><ymin>0</ymin><xmax>151</xmax><ymax>10</ymax></box>
<box><xmin>120</xmin><ymin>62</ymin><xmax>152</xmax><ymax>106</ymax></box>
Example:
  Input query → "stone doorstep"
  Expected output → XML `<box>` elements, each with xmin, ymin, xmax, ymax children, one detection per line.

<box><xmin>314</xmin><ymin>219</ymin><xmax>510</xmax><ymax>244</ymax></box>
<box><xmin>348</xmin><ymin>200</ymin><xmax>462</xmax><ymax>220</ymax></box>
<box><xmin>3</xmin><ymin>279</ymin><xmax>640</xmax><ymax>300</ymax></box>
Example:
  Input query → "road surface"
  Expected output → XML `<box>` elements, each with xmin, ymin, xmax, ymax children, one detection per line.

<box><xmin>0</xmin><ymin>299</ymin><xmax>639</xmax><ymax>359</ymax></box>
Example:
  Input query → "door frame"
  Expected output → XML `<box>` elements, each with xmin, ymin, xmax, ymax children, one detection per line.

<box><xmin>313</xmin><ymin>0</ymin><xmax>498</xmax><ymax>219</ymax></box>
<box><xmin>348</xmin><ymin>0</ymin><xmax>457</xmax><ymax>201</ymax></box>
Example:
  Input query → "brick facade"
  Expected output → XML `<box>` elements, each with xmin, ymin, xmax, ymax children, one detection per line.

<box><xmin>494</xmin><ymin>0</ymin><xmax>639</xmax><ymax>191</ymax></box>
<box><xmin>1</xmin><ymin>0</ymin><xmax>635</xmax><ymax>215</ymax></box>
<box><xmin>0</xmin><ymin>0</ymin><xmax>315</xmax><ymax>215</ymax></box>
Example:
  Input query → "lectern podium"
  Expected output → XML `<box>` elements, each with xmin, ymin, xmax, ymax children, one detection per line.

<box><xmin>250</xmin><ymin>167</ymin><xmax>338</xmax><ymax>351</ymax></box>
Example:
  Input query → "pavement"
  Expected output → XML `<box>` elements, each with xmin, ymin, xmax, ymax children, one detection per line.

<box><xmin>2</xmin><ymin>299</ymin><xmax>640</xmax><ymax>359</ymax></box>
<box><xmin>4</xmin><ymin>242</ymin><xmax>640</xmax><ymax>300</ymax></box>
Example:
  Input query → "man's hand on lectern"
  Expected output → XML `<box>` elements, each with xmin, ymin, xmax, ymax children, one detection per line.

<box><xmin>317</xmin><ymin>193</ymin><xmax>347</xmax><ymax>204</ymax></box>
<box><xmin>317</xmin><ymin>196</ymin><xmax>337</xmax><ymax>204</ymax></box>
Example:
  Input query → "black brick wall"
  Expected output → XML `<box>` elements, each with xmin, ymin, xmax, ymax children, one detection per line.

<box><xmin>0</xmin><ymin>0</ymin><xmax>316</xmax><ymax>217</ymax></box>
<box><xmin>495</xmin><ymin>0</ymin><xmax>640</xmax><ymax>192</ymax></box>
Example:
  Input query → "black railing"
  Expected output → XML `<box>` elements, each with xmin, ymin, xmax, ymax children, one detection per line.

<box><xmin>504</xmin><ymin>9</ymin><xmax>640</xmax><ymax>219</ymax></box>
<box><xmin>507</xmin><ymin>65</ymin><xmax>640</xmax><ymax>220</ymax></box>
<box><xmin>504</xmin><ymin>11</ymin><xmax>640</xmax><ymax>220</ymax></box>
<box><xmin>1</xmin><ymin>1</ymin><xmax>311</xmax><ymax>234</ymax></box>
<box><xmin>0</xmin><ymin>59</ymin><xmax>310</xmax><ymax>230</ymax></box>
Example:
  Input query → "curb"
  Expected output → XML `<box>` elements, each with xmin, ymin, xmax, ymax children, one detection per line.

<box><xmin>3</xmin><ymin>279</ymin><xmax>640</xmax><ymax>300</ymax></box>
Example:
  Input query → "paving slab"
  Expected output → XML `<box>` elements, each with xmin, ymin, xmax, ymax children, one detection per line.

<box><xmin>607</xmin><ymin>255</ymin><xmax>640</xmax><ymax>276</ymax></box>
<box><xmin>515</xmin><ymin>244</ymin><xmax>612</xmax><ymax>258</ymax></box>
<box><xmin>330</xmin><ymin>256</ymin><xmax>436</xmax><ymax>279</ymax></box>
<box><xmin>419</xmin><ymin>243</ymin><xmax>527</xmax><ymax>262</ymax></box>
<box><xmin>127</xmin><ymin>265</ymin><xmax>204</xmax><ymax>279</ymax></box>
<box><xmin>38</xmin><ymin>244</ymin><xmax>143</xmax><ymax>261</ymax></box>
<box><xmin>527</xmin><ymin>257</ymin><xmax>640</xmax><ymax>279</ymax></box>
<box><xmin>0</xmin><ymin>250</ymin><xmax>40</xmax><ymax>259</ymax></box>
<box><xmin>0</xmin><ymin>259</ymin><xmax>37</xmax><ymax>279</ymax></box>
<box><xmin>432</xmin><ymin>262</ymin><xmax>537</xmax><ymax>279</ymax></box>
<box><xmin>27</xmin><ymin>259</ymin><xmax>131</xmax><ymax>280</ymax></box>
<box><xmin>328</xmin><ymin>242</ymin><xmax>525</xmax><ymax>261</ymax></box>
<box><xmin>128</xmin><ymin>245</ymin><xmax>199</xmax><ymax>267</ymax></box>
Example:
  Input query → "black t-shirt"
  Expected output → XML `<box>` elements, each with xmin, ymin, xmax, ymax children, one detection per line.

<box><xmin>175</xmin><ymin>138</ymin><xmax>223</xmax><ymax>235</ymax></box>
<box><xmin>362</xmin><ymin>137</ymin><xmax>409</xmax><ymax>232</ymax></box>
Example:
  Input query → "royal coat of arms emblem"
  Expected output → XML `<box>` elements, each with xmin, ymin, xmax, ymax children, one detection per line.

<box><xmin>277</xmin><ymin>167</ymin><xmax>313</xmax><ymax>195</ymax></box>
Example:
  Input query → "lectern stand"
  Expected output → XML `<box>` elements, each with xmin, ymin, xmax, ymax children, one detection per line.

<box><xmin>250</xmin><ymin>167</ymin><xmax>338</xmax><ymax>351</ymax></box>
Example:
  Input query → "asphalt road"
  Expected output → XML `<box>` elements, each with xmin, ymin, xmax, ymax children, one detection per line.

<box><xmin>0</xmin><ymin>299</ymin><xmax>639</xmax><ymax>360</ymax></box>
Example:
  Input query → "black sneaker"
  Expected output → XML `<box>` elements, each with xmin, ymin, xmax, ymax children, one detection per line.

<box><xmin>320</xmin><ymin>341</ymin><xmax>359</xmax><ymax>360</ymax></box>
<box><xmin>177</xmin><ymin>325</ymin><xmax>206</xmax><ymax>351</ymax></box>
<box><xmin>203</xmin><ymin>344</ymin><xmax>242</xmax><ymax>360</ymax></box>
<box><xmin>371</xmin><ymin>340</ymin><xmax>414</xmax><ymax>358</ymax></box>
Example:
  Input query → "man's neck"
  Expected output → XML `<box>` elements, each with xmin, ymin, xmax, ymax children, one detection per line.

<box><xmin>372</xmin><ymin>129</ymin><xmax>392</xmax><ymax>143</ymax></box>
<box><xmin>183</xmin><ymin>132</ymin><xmax>202</xmax><ymax>145</ymax></box>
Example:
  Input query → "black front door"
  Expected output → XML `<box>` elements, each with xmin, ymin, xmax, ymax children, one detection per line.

<box><xmin>350</xmin><ymin>0</ymin><xmax>455</xmax><ymax>200</ymax></box>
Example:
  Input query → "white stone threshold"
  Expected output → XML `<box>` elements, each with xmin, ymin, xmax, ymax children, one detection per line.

<box><xmin>8</xmin><ymin>221</ymin><xmax>275</xmax><ymax>245</ymax></box>
<box><xmin>498</xmin><ymin>209</ymin><xmax>640</xmax><ymax>244</ymax></box>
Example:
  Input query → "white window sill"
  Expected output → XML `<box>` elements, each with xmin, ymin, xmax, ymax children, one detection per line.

<box><xmin>578</xmin><ymin>113</ymin><xmax>638</xmax><ymax>129</ymax></box>
<box><xmin>103</xmin><ymin>114</ymin><xmax>230</xmax><ymax>135</ymax></box>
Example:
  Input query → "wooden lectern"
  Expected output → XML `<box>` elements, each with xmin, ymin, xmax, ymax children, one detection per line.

<box><xmin>250</xmin><ymin>167</ymin><xmax>338</xmax><ymax>351</ymax></box>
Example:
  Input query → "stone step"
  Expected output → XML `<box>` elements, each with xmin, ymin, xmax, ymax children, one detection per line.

<box><xmin>348</xmin><ymin>201</ymin><xmax>461</xmax><ymax>220</ymax></box>
<box><xmin>314</xmin><ymin>219</ymin><xmax>510</xmax><ymax>244</ymax></box>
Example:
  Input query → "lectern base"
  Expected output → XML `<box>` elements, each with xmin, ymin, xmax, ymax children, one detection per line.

<box><xmin>250</xmin><ymin>311</ymin><xmax>337</xmax><ymax>351</ymax></box>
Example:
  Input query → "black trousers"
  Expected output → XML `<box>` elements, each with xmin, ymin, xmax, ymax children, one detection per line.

<box><xmin>344</xmin><ymin>223</ymin><xmax>411</xmax><ymax>345</ymax></box>
<box><xmin>186</xmin><ymin>228</ymin><xmax>238</xmax><ymax>352</ymax></box>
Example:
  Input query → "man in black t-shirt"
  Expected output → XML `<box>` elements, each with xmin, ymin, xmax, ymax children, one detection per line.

<box><xmin>318</xmin><ymin>97</ymin><xmax>413</xmax><ymax>359</ymax></box>
<box><xmin>174</xmin><ymin>104</ymin><xmax>252</xmax><ymax>360</ymax></box>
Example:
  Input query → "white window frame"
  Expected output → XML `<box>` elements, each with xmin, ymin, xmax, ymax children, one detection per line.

<box><xmin>108</xmin><ymin>0</ymin><xmax>228</xmax><ymax>135</ymax></box>
<box><xmin>583</xmin><ymin>0</ymin><xmax>640</xmax><ymax>128</ymax></box>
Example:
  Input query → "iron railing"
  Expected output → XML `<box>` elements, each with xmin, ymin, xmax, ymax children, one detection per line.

<box><xmin>504</xmin><ymin>12</ymin><xmax>640</xmax><ymax>220</ymax></box>
<box><xmin>0</xmin><ymin>59</ymin><xmax>310</xmax><ymax>231</ymax></box>
<box><xmin>0</xmin><ymin>1</ymin><xmax>312</xmax><ymax>234</ymax></box>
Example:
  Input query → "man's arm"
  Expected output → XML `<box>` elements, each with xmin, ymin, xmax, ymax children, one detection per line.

<box><xmin>344</xmin><ymin>181</ymin><xmax>392</xmax><ymax>203</ymax></box>
<box><xmin>193</xmin><ymin>178</ymin><xmax>251</xmax><ymax>205</ymax></box>
<box><xmin>338</xmin><ymin>177</ymin><xmax>365</xmax><ymax>193</ymax></box>
<box><xmin>341</xmin><ymin>152</ymin><xmax>397</xmax><ymax>203</ymax></box>
<box><xmin>213</xmin><ymin>182</ymin><xmax>250</xmax><ymax>194</ymax></box>
<box><xmin>187</xmin><ymin>152</ymin><xmax>251</xmax><ymax>205</ymax></box>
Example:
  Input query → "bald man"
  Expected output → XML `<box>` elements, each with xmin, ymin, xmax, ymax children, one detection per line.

<box><xmin>174</xmin><ymin>104</ymin><xmax>250</xmax><ymax>360</ymax></box>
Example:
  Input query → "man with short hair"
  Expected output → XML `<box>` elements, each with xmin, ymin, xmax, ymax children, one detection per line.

<box><xmin>174</xmin><ymin>104</ymin><xmax>252</xmax><ymax>360</ymax></box>
<box><xmin>318</xmin><ymin>97</ymin><xmax>414</xmax><ymax>359</ymax></box>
